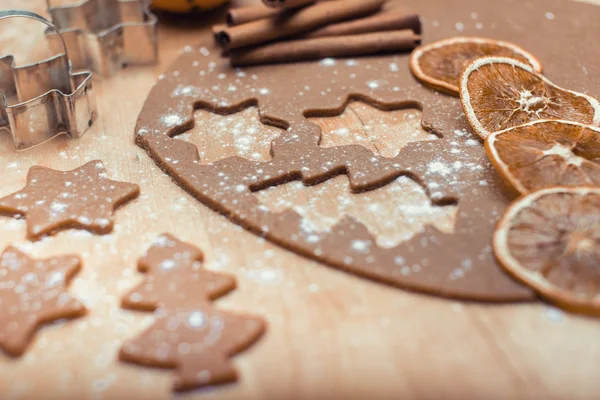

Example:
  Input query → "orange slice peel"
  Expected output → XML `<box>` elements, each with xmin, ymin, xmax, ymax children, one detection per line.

<box><xmin>493</xmin><ymin>186</ymin><xmax>600</xmax><ymax>314</ymax></box>
<box><xmin>485</xmin><ymin>120</ymin><xmax>600</xmax><ymax>194</ymax></box>
<box><xmin>460</xmin><ymin>56</ymin><xmax>600</xmax><ymax>139</ymax></box>
<box><xmin>410</xmin><ymin>36</ymin><xmax>542</xmax><ymax>96</ymax></box>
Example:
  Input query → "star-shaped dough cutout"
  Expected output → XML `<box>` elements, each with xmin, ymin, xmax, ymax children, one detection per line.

<box><xmin>0</xmin><ymin>247</ymin><xmax>86</xmax><ymax>356</ymax></box>
<box><xmin>0</xmin><ymin>161</ymin><xmax>140</xmax><ymax>240</ymax></box>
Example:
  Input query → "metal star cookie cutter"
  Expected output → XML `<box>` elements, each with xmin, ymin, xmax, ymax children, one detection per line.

<box><xmin>45</xmin><ymin>0</ymin><xmax>158</xmax><ymax>76</ymax></box>
<box><xmin>0</xmin><ymin>10</ymin><xmax>97</xmax><ymax>151</ymax></box>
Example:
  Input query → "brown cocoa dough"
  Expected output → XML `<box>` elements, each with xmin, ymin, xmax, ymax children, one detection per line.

<box><xmin>135</xmin><ymin>0</ymin><xmax>600</xmax><ymax>301</ymax></box>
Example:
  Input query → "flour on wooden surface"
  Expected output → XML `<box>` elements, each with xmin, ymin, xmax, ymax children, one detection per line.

<box><xmin>177</xmin><ymin>107</ymin><xmax>282</xmax><ymax>164</ymax></box>
<box><xmin>256</xmin><ymin>175</ymin><xmax>456</xmax><ymax>249</ymax></box>
<box><xmin>309</xmin><ymin>103</ymin><xmax>437</xmax><ymax>158</ymax></box>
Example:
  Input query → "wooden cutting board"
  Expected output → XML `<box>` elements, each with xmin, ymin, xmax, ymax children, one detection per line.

<box><xmin>0</xmin><ymin>1</ymin><xmax>599</xmax><ymax>399</ymax></box>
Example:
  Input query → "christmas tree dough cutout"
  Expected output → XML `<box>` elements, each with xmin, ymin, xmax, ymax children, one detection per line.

<box><xmin>0</xmin><ymin>161</ymin><xmax>140</xmax><ymax>240</ymax></box>
<box><xmin>0</xmin><ymin>247</ymin><xmax>86</xmax><ymax>357</ymax></box>
<box><xmin>120</xmin><ymin>234</ymin><xmax>266</xmax><ymax>392</ymax></box>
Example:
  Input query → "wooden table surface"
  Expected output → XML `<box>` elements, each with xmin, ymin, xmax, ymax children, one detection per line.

<box><xmin>0</xmin><ymin>1</ymin><xmax>599</xmax><ymax>399</ymax></box>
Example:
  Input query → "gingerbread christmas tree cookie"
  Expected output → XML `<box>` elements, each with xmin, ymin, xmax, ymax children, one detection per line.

<box><xmin>120</xmin><ymin>234</ymin><xmax>266</xmax><ymax>392</ymax></box>
<box><xmin>122</xmin><ymin>234</ymin><xmax>238</xmax><ymax>310</ymax></box>
<box><xmin>0</xmin><ymin>161</ymin><xmax>140</xmax><ymax>240</ymax></box>
<box><xmin>0</xmin><ymin>247</ymin><xmax>86</xmax><ymax>357</ymax></box>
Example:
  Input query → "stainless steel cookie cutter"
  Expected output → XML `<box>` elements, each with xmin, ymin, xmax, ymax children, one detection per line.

<box><xmin>0</xmin><ymin>10</ymin><xmax>97</xmax><ymax>151</ymax></box>
<box><xmin>45</xmin><ymin>0</ymin><xmax>158</xmax><ymax>76</ymax></box>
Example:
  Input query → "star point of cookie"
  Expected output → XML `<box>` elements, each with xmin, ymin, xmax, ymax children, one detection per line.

<box><xmin>0</xmin><ymin>161</ymin><xmax>140</xmax><ymax>240</ymax></box>
<box><xmin>0</xmin><ymin>247</ymin><xmax>86</xmax><ymax>357</ymax></box>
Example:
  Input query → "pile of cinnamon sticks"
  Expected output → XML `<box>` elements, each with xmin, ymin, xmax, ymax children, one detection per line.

<box><xmin>213</xmin><ymin>0</ymin><xmax>421</xmax><ymax>67</ymax></box>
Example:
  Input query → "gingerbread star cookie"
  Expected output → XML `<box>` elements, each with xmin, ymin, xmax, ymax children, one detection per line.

<box><xmin>0</xmin><ymin>247</ymin><xmax>86</xmax><ymax>357</ymax></box>
<box><xmin>120</xmin><ymin>234</ymin><xmax>266</xmax><ymax>392</ymax></box>
<box><xmin>0</xmin><ymin>161</ymin><xmax>140</xmax><ymax>240</ymax></box>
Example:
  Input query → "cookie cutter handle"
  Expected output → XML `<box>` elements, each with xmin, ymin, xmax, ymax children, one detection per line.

<box><xmin>0</xmin><ymin>10</ymin><xmax>74</xmax><ymax>103</ymax></box>
<box><xmin>0</xmin><ymin>10</ymin><xmax>70</xmax><ymax>61</ymax></box>
<box><xmin>0</xmin><ymin>10</ymin><xmax>91</xmax><ymax>150</ymax></box>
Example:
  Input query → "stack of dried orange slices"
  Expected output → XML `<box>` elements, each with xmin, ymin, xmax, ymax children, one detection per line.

<box><xmin>410</xmin><ymin>37</ymin><xmax>600</xmax><ymax>315</ymax></box>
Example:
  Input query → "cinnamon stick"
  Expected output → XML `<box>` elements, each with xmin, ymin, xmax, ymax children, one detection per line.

<box><xmin>227</xmin><ymin>1</ymin><xmax>336</xmax><ymax>25</ymax></box>
<box><xmin>230</xmin><ymin>30</ymin><xmax>420</xmax><ymax>67</ymax></box>
<box><xmin>262</xmin><ymin>0</ymin><xmax>316</xmax><ymax>9</ymax></box>
<box><xmin>227</xmin><ymin>6</ymin><xmax>280</xmax><ymax>26</ymax></box>
<box><xmin>212</xmin><ymin>23</ymin><xmax>228</xmax><ymax>41</ymax></box>
<box><xmin>305</xmin><ymin>8</ymin><xmax>421</xmax><ymax>37</ymax></box>
<box><xmin>216</xmin><ymin>0</ymin><xmax>386</xmax><ymax>50</ymax></box>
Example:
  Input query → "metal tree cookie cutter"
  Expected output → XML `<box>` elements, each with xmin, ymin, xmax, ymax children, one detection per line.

<box><xmin>45</xmin><ymin>0</ymin><xmax>158</xmax><ymax>76</ymax></box>
<box><xmin>0</xmin><ymin>10</ymin><xmax>97</xmax><ymax>151</ymax></box>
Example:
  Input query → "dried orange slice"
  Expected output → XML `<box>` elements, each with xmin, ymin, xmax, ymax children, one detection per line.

<box><xmin>461</xmin><ymin>57</ymin><xmax>600</xmax><ymax>139</ymax></box>
<box><xmin>493</xmin><ymin>186</ymin><xmax>600</xmax><ymax>314</ymax></box>
<box><xmin>410</xmin><ymin>36</ymin><xmax>542</xmax><ymax>95</ymax></box>
<box><xmin>486</xmin><ymin>120</ymin><xmax>600</xmax><ymax>194</ymax></box>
